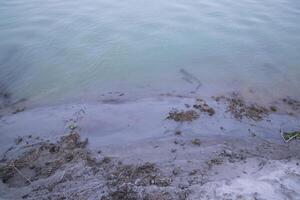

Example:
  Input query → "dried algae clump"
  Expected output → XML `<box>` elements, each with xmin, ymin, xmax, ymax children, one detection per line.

<box><xmin>193</xmin><ymin>98</ymin><xmax>215</xmax><ymax>116</ymax></box>
<box><xmin>167</xmin><ymin>110</ymin><xmax>199</xmax><ymax>122</ymax></box>
<box><xmin>213</xmin><ymin>93</ymin><xmax>269</xmax><ymax>121</ymax></box>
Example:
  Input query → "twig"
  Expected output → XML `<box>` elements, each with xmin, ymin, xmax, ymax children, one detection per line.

<box><xmin>286</xmin><ymin>134</ymin><xmax>299</xmax><ymax>143</ymax></box>
<box><xmin>12</xmin><ymin>162</ymin><xmax>32</xmax><ymax>184</ymax></box>
<box><xmin>280</xmin><ymin>129</ymin><xmax>300</xmax><ymax>143</ymax></box>
<box><xmin>180</xmin><ymin>68</ymin><xmax>202</xmax><ymax>92</ymax></box>
<box><xmin>21</xmin><ymin>141</ymin><xmax>46</xmax><ymax>149</ymax></box>
<box><xmin>280</xmin><ymin>129</ymin><xmax>288</xmax><ymax>143</ymax></box>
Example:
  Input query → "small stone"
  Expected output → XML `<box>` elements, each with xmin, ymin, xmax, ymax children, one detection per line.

<box><xmin>224</xmin><ymin>150</ymin><xmax>233</xmax><ymax>157</ymax></box>
<box><xmin>65</xmin><ymin>154</ymin><xmax>74</xmax><ymax>162</ymax></box>
<box><xmin>68</xmin><ymin>124</ymin><xmax>78</xmax><ymax>131</ymax></box>
<box><xmin>185</xmin><ymin>104</ymin><xmax>190</xmax><ymax>108</ymax></box>
<box><xmin>178</xmin><ymin>183</ymin><xmax>189</xmax><ymax>189</ymax></box>
<box><xmin>101</xmin><ymin>157</ymin><xmax>111</xmax><ymax>164</ymax></box>
<box><xmin>191</xmin><ymin>139</ymin><xmax>201</xmax><ymax>146</ymax></box>
<box><xmin>175</xmin><ymin>131</ymin><xmax>182</xmax><ymax>136</ymax></box>
<box><xmin>270</xmin><ymin>106</ymin><xmax>277</xmax><ymax>112</ymax></box>
<box><xmin>172</xmin><ymin>168</ymin><xmax>181</xmax><ymax>175</ymax></box>
<box><xmin>12</xmin><ymin>107</ymin><xmax>25</xmax><ymax>114</ymax></box>
<box><xmin>189</xmin><ymin>169</ymin><xmax>197</xmax><ymax>176</ymax></box>
<box><xmin>207</xmin><ymin>158</ymin><xmax>223</xmax><ymax>166</ymax></box>
<box><xmin>49</xmin><ymin>144</ymin><xmax>60</xmax><ymax>153</ymax></box>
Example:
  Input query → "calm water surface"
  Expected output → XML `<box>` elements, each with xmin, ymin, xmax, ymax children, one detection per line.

<box><xmin>1</xmin><ymin>0</ymin><xmax>300</xmax><ymax>104</ymax></box>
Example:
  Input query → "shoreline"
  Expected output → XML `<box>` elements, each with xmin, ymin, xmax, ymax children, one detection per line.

<box><xmin>0</xmin><ymin>92</ymin><xmax>300</xmax><ymax>199</ymax></box>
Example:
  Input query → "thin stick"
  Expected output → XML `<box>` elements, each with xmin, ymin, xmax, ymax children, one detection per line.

<box><xmin>286</xmin><ymin>133</ymin><xmax>299</xmax><ymax>143</ymax></box>
<box><xmin>281</xmin><ymin>129</ymin><xmax>300</xmax><ymax>143</ymax></box>
<box><xmin>12</xmin><ymin>163</ymin><xmax>32</xmax><ymax>184</ymax></box>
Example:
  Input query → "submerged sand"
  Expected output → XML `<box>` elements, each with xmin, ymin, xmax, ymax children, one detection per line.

<box><xmin>0</xmin><ymin>92</ymin><xmax>300</xmax><ymax>200</ymax></box>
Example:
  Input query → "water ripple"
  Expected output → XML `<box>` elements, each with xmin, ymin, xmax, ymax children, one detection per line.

<box><xmin>0</xmin><ymin>0</ymin><xmax>300</xmax><ymax>104</ymax></box>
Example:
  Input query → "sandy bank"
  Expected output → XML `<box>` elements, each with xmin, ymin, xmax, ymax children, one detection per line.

<box><xmin>0</xmin><ymin>93</ymin><xmax>300</xmax><ymax>199</ymax></box>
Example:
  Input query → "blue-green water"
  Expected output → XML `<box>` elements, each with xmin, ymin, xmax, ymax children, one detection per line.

<box><xmin>1</xmin><ymin>0</ymin><xmax>300</xmax><ymax>104</ymax></box>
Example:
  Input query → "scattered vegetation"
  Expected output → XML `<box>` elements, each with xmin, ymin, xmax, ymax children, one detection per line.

<box><xmin>0</xmin><ymin>132</ymin><xmax>89</xmax><ymax>187</ymax></box>
<box><xmin>101</xmin><ymin>185</ymin><xmax>138</xmax><ymax>200</ymax></box>
<box><xmin>0</xmin><ymin>133</ymin><xmax>187</xmax><ymax>200</ymax></box>
<box><xmin>106</xmin><ymin>162</ymin><xmax>171</xmax><ymax>188</ymax></box>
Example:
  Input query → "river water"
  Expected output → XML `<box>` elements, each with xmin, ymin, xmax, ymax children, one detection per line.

<box><xmin>1</xmin><ymin>0</ymin><xmax>300</xmax><ymax>105</ymax></box>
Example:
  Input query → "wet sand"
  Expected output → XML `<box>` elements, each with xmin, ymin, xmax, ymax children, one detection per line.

<box><xmin>0</xmin><ymin>92</ymin><xmax>300</xmax><ymax>199</ymax></box>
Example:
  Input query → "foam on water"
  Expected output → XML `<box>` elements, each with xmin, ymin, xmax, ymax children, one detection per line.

<box><xmin>0</xmin><ymin>0</ymin><xmax>300</xmax><ymax>105</ymax></box>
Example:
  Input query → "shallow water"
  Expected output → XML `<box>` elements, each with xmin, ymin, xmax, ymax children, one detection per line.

<box><xmin>1</xmin><ymin>0</ymin><xmax>300</xmax><ymax>104</ymax></box>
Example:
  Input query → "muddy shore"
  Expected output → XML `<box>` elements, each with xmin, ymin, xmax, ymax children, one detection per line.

<box><xmin>0</xmin><ymin>92</ymin><xmax>300</xmax><ymax>200</ymax></box>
